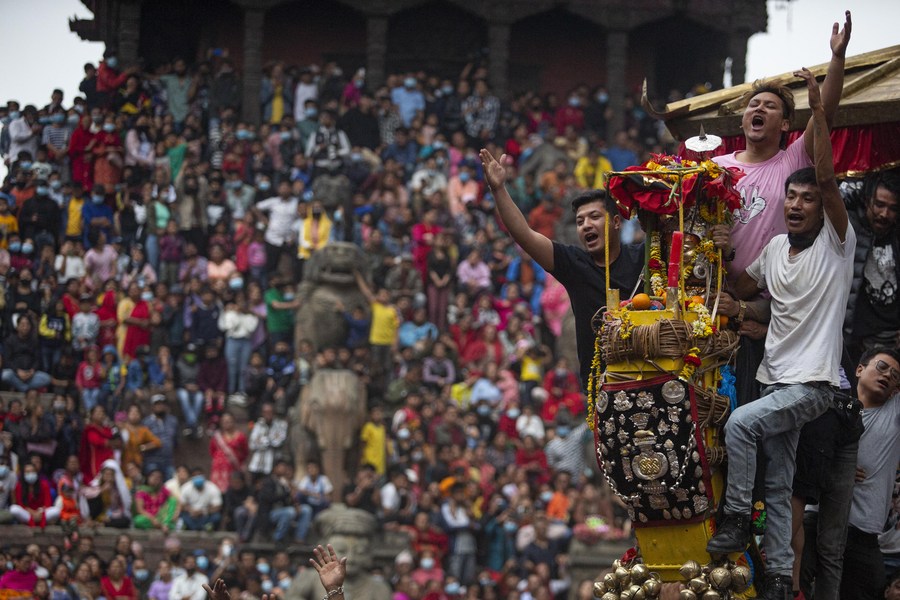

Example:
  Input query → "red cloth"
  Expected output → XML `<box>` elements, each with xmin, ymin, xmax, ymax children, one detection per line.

<box><xmin>0</xmin><ymin>568</ymin><xmax>38</xmax><ymax>591</ymax></box>
<box><xmin>209</xmin><ymin>431</ymin><xmax>249</xmax><ymax>491</ymax></box>
<box><xmin>678</xmin><ymin>122</ymin><xmax>900</xmax><ymax>177</ymax></box>
<box><xmin>100</xmin><ymin>576</ymin><xmax>136</xmax><ymax>600</ymax></box>
<box><xmin>68</xmin><ymin>125</ymin><xmax>95</xmax><ymax>191</ymax></box>
<box><xmin>97</xmin><ymin>62</ymin><xmax>129</xmax><ymax>94</ymax></box>
<box><xmin>122</xmin><ymin>300</ymin><xmax>151</xmax><ymax>360</ymax></box>
<box><xmin>79</xmin><ymin>423</ymin><xmax>114</xmax><ymax>481</ymax></box>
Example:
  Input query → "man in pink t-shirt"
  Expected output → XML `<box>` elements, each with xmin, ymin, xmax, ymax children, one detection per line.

<box><xmin>715</xmin><ymin>11</ymin><xmax>852</xmax><ymax>281</ymax></box>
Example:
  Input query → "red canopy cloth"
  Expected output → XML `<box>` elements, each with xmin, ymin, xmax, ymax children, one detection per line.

<box><xmin>678</xmin><ymin>122</ymin><xmax>900</xmax><ymax>177</ymax></box>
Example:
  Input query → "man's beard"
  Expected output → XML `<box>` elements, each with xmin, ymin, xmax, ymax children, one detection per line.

<box><xmin>787</xmin><ymin>232</ymin><xmax>817</xmax><ymax>250</ymax></box>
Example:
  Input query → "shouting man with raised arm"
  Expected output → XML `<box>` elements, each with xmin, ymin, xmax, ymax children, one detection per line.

<box><xmin>705</xmin><ymin>68</ymin><xmax>855</xmax><ymax>600</ymax></box>
<box><xmin>480</xmin><ymin>149</ymin><xmax>643</xmax><ymax>391</ymax></box>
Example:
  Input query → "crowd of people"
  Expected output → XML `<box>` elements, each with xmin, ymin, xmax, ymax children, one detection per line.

<box><xmin>0</xmin><ymin>44</ymin><xmax>667</xmax><ymax>600</ymax></box>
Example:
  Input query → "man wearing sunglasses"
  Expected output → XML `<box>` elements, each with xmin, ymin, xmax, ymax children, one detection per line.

<box><xmin>795</xmin><ymin>347</ymin><xmax>900</xmax><ymax>599</ymax></box>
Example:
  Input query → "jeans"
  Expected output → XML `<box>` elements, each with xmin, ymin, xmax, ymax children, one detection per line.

<box><xmin>177</xmin><ymin>388</ymin><xmax>204</xmax><ymax>427</ymax></box>
<box><xmin>41</xmin><ymin>347</ymin><xmax>61</xmax><ymax>374</ymax></box>
<box><xmin>182</xmin><ymin>511</ymin><xmax>221</xmax><ymax>531</ymax></box>
<box><xmin>295</xmin><ymin>504</ymin><xmax>313</xmax><ymax>541</ymax></box>
<box><xmin>1</xmin><ymin>369</ymin><xmax>52</xmax><ymax>392</ymax></box>
<box><xmin>269</xmin><ymin>506</ymin><xmax>297</xmax><ymax>542</ymax></box>
<box><xmin>82</xmin><ymin>388</ymin><xmax>103</xmax><ymax>413</ymax></box>
<box><xmin>145</xmin><ymin>234</ymin><xmax>159</xmax><ymax>272</ymax></box>
<box><xmin>723</xmin><ymin>382</ymin><xmax>833</xmax><ymax>575</ymax></box>
<box><xmin>234</xmin><ymin>505</ymin><xmax>256</xmax><ymax>542</ymax></box>
<box><xmin>224</xmin><ymin>337</ymin><xmax>253</xmax><ymax>394</ymax></box>
<box><xmin>799</xmin><ymin>439</ymin><xmax>859</xmax><ymax>600</ymax></box>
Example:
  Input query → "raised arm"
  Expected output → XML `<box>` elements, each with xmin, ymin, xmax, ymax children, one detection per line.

<box><xmin>803</xmin><ymin>11</ymin><xmax>851</xmax><ymax>158</ymax></box>
<box><xmin>479</xmin><ymin>148</ymin><xmax>554</xmax><ymax>272</ymax></box>
<box><xmin>798</xmin><ymin>66</ymin><xmax>848</xmax><ymax>241</ymax></box>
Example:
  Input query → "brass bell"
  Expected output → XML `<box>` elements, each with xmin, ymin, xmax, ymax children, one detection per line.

<box><xmin>631</xmin><ymin>584</ymin><xmax>646</xmax><ymax>600</ymax></box>
<box><xmin>616</xmin><ymin>566</ymin><xmax>633</xmax><ymax>587</ymax></box>
<box><xmin>619</xmin><ymin>586</ymin><xmax>635</xmax><ymax>600</ymax></box>
<box><xmin>679</xmin><ymin>560</ymin><xmax>702</xmax><ymax>580</ymax></box>
<box><xmin>630</xmin><ymin>563</ymin><xmax>650</xmax><ymax>584</ymax></box>
<box><xmin>604</xmin><ymin>573</ymin><xmax>620</xmax><ymax>592</ymax></box>
<box><xmin>601</xmin><ymin>593</ymin><xmax>619</xmax><ymax>600</ymax></box>
<box><xmin>730</xmin><ymin>565</ymin><xmax>751</xmax><ymax>591</ymax></box>
<box><xmin>700</xmin><ymin>591</ymin><xmax>721</xmax><ymax>600</ymax></box>
<box><xmin>612</xmin><ymin>559</ymin><xmax>623</xmax><ymax>569</ymax></box>
<box><xmin>642</xmin><ymin>577</ymin><xmax>662</xmax><ymax>598</ymax></box>
<box><xmin>593</xmin><ymin>581</ymin><xmax>607</xmax><ymax>598</ymax></box>
<box><xmin>708</xmin><ymin>567</ymin><xmax>732</xmax><ymax>591</ymax></box>
<box><xmin>679</xmin><ymin>590</ymin><xmax>698</xmax><ymax>600</ymax></box>
<box><xmin>689</xmin><ymin>577</ymin><xmax>709</xmax><ymax>594</ymax></box>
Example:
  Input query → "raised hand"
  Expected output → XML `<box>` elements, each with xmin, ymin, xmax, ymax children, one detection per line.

<box><xmin>830</xmin><ymin>10</ymin><xmax>852</xmax><ymax>58</ymax></box>
<box><xmin>794</xmin><ymin>67</ymin><xmax>822</xmax><ymax>111</ymax></box>
<box><xmin>309</xmin><ymin>544</ymin><xmax>347</xmax><ymax>592</ymax></box>
<box><xmin>479</xmin><ymin>148</ymin><xmax>508</xmax><ymax>191</ymax></box>
<box><xmin>203</xmin><ymin>578</ymin><xmax>231</xmax><ymax>600</ymax></box>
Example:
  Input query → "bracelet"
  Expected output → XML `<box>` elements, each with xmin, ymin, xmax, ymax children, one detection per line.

<box><xmin>324</xmin><ymin>587</ymin><xmax>344</xmax><ymax>599</ymax></box>
<box><xmin>737</xmin><ymin>300</ymin><xmax>747</xmax><ymax>324</ymax></box>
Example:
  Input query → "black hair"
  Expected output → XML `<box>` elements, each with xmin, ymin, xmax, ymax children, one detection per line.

<box><xmin>859</xmin><ymin>347</ymin><xmax>900</xmax><ymax>368</ymax></box>
<box><xmin>783</xmin><ymin>167</ymin><xmax>817</xmax><ymax>195</ymax></box>
<box><xmin>570</xmin><ymin>189</ymin><xmax>618</xmax><ymax>216</ymax></box>
<box><xmin>871</xmin><ymin>170</ymin><xmax>900</xmax><ymax>205</ymax></box>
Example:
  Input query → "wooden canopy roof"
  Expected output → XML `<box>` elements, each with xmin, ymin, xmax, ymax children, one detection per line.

<box><xmin>655</xmin><ymin>44</ymin><xmax>900</xmax><ymax>141</ymax></box>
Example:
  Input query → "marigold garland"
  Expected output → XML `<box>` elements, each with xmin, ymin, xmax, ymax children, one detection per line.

<box><xmin>585</xmin><ymin>333</ymin><xmax>603</xmax><ymax>430</ymax></box>
<box><xmin>648</xmin><ymin>231</ymin><xmax>666</xmax><ymax>297</ymax></box>
<box><xmin>679</xmin><ymin>347</ymin><xmax>702</xmax><ymax>381</ymax></box>
<box><xmin>618</xmin><ymin>311</ymin><xmax>635</xmax><ymax>340</ymax></box>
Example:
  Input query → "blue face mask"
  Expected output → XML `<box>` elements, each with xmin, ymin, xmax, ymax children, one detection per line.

<box><xmin>444</xmin><ymin>582</ymin><xmax>461</xmax><ymax>595</ymax></box>
<box><xmin>280</xmin><ymin>131</ymin><xmax>291</xmax><ymax>141</ymax></box>
<box><xmin>8</xmin><ymin>242</ymin><xmax>21</xmax><ymax>253</ymax></box>
<box><xmin>102</xmin><ymin>123</ymin><xmax>116</xmax><ymax>133</ymax></box>
<box><xmin>228</xmin><ymin>180</ymin><xmax>242</xmax><ymax>190</ymax></box>
<box><xmin>279</xmin><ymin>578</ymin><xmax>292</xmax><ymax>590</ymax></box>
<box><xmin>597</xmin><ymin>92</ymin><xmax>609</xmax><ymax>104</ymax></box>
<box><xmin>540</xmin><ymin>491</ymin><xmax>554</xmax><ymax>503</ymax></box>
<box><xmin>0</xmin><ymin>465</ymin><xmax>9</xmax><ymax>478</ymax></box>
<box><xmin>261</xmin><ymin>580</ymin><xmax>274</xmax><ymax>593</ymax></box>
<box><xmin>92</xmin><ymin>194</ymin><xmax>105</xmax><ymax>204</ymax></box>
<box><xmin>235</xmin><ymin>129</ymin><xmax>251</xmax><ymax>140</ymax></box>
<box><xmin>257</xmin><ymin>181</ymin><xmax>271</xmax><ymax>192</ymax></box>
<box><xmin>106</xmin><ymin>57</ymin><xmax>118</xmax><ymax>69</ymax></box>
<box><xmin>51</xmin><ymin>114</ymin><xmax>65</xmax><ymax>124</ymax></box>
<box><xmin>67</xmin><ymin>115</ymin><xmax>80</xmax><ymax>126</ymax></box>
<box><xmin>568</xmin><ymin>97</ymin><xmax>580</xmax><ymax>107</ymax></box>
<box><xmin>506</xmin><ymin>408</ymin><xmax>520</xmax><ymax>419</ymax></box>
<box><xmin>36</xmin><ymin>186</ymin><xmax>50</xmax><ymax>196</ymax></box>
<box><xmin>556</xmin><ymin>426</ymin><xmax>571</xmax><ymax>437</ymax></box>
<box><xmin>256</xmin><ymin>563</ymin><xmax>270</xmax><ymax>575</ymax></box>
<box><xmin>228</xmin><ymin>277</ymin><xmax>244</xmax><ymax>290</ymax></box>
<box><xmin>503</xmin><ymin>520</ymin><xmax>518</xmax><ymax>533</ymax></box>
<box><xmin>404</xmin><ymin>77</ymin><xmax>417</xmax><ymax>89</ymax></box>
<box><xmin>192</xmin><ymin>475</ymin><xmax>205</xmax><ymax>488</ymax></box>
<box><xmin>476</xmin><ymin>405</ymin><xmax>491</xmax><ymax>416</ymax></box>
<box><xmin>8</xmin><ymin>111</ymin><xmax>20</xmax><ymax>120</ymax></box>
<box><xmin>304</xmin><ymin>108</ymin><xmax>318</xmax><ymax>119</ymax></box>
<box><xmin>134</xmin><ymin>569</ymin><xmax>149</xmax><ymax>581</ymax></box>
<box><xmin>441</xmin><ymin>85</ymin><xmax>454</xmax><ymax>95</ymax></box>
<box><xmin>140</xmin><ymin>291</ymin><xmax>154</xmax><ymax>301</ymax></box>
<box><xmin>459</xmin><ymin>172</ymin><xmax>471</xmax><ymax>183</ymax></box>
<box><xmin>50</xmin><ymin>180</ymin><xmax>62</xmax><ymax>190</ymax></box>
<box><xmin>196</xmin><ymin>556</ymin><xmax>209</xmax><ymax>571</ymax></box>
<box><xmin>420</xmin><ymin>557</ymin><xmax>435</xmax><ymax>570</ymax></box>
<box><xmin>21</xmin><ymin>243</ymin><xmax>33</xmax><ymax>255</ymax></box>
<box><xmin>19</xmin><ymin>161</ymin><xmax>32</xmax><ymax>170</ymax></box>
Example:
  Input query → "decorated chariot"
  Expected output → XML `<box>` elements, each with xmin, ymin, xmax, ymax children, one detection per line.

<box><xmin>586</xmin><ymin>131</ymin><xmax>761</xmax><ymax>599</ymax></box>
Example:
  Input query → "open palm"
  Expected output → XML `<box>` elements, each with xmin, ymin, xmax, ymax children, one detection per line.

<box><xmin>310</xmin><ymin>544</ymin><xmax>347</xmax><ymax>591</ymax></box>
<box><xmin>479</xmin><ymin>148</ymin><xmax>508</xmax><ymax>190</ymax></box>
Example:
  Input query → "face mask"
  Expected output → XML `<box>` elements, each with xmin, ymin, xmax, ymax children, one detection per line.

<box><xmin>8</xmin><ymin>241</ymin><xmax>21</xmax><ymax>253</ymax></box>
<box><xmin>134</xmin><ymin>569</ymin><xmax>149</xmax><ymax>581</ymax></box>
<box><xmin>282</xmin><ymin>292</ymin><xmax>295</xmax><ymax>301</ymax></box>
<box><xmin>540</xmin><ymin>491</ymin><xmax>554</xmax><ymax>503</ymax></box>
<box><xmin>256</xmin><ymin>563</ymin><xmax>270</xmax><ymax>575</ymax></box>
<box><xmin>420</xmin><ymin>558</ymin><xmax>435</xmax><ymax>570</ymax></box>
<box><xmin>444</xmin><ymin>582</ymin><xmax>461</xmax><ymax>595</ymax></box>
<box><xmin>557</xmin><ymin>426</ymin><xmax>571</xmax><ymax>437</ymax></box>
<box><xmin>0</xmin><ymin>466</ymin><xmax>8</xmax><ymax>478</ymax></box>
<box><xmin>9</xmin><ymin>111</ymin><xmax>20</xmax><ymax>120</ymax></box>
<box><xmin>304</xmin><ymin>108</ymin><xmax>318</xmax><ymax>119</ymax></box>
<box><xmin>36</xmin><ymin>186</ymin><xmax>50</xmax><ymax>196</ymax></box>
<box><xmin>51</xmin><ymin>114</ymin><xmax>65</xmax><ymax>124</ymax></box>
<box><xmin>404</xmin><ymin>77</ymin><xmax>417</xmax><ymax>89</ymax></box>
<box><xmin>477</xmin><ymin>405</ymin><xmax>491</xmax><ymax>416</ymax></box>
<box><xmin>279</xmin><ymin>131</ymin><xmax>291</xmax><ymax>141</ymax></box>
<box><xmin>397</xmin><ymin>428</ymin><xmax>410</xmax><ymax>440</ymax></box>
<box><xmin>228</xmin><ymin>180</ymin><xmax>242</xmax><ymax>190</ymax></box>
<box><xmin>459</xmin><ymin>172</ymin><xmax>471</xmax><ymax>183</ymax></box>
<box><xmin>192</xmin><ymin>475</ymin><xmax>205</xmax><ymax>488</ymax></box>
<box><xmin>257</xmin><ymin>179</ymin><xmax>273</xmax><ymax>192</ymax></box>
<box><xmin>21</xmin><ymin>243</ymin><xmax>33</xmax><ymax>255</ymax></box>
<box><xmin>140</xmin><ymin>291</ymin><xmax>154</xmax><ymax>301</ymax></box>
<box><xmin>67</xmin><ymin>115</ymin><xmax>80</xmax><ymax>126</ymax></box>
<box><xmin>50</xmin><ymin>180</ymin><xmax>62</xmax><ymax>190</ymax></box>
<box><xmin>261</xmin><ymin>580</ymin><xmax>274</xmax><ymax>594</ymax></box>
<box><xmin>568</xmin><ymin>97</ymin><xmax>580</xmax><ymax>107</ymax></box>
<box><xmin>555</xmin><ymin>368</ymin><xmax>566</xmax><ymax>376</ymax></box>
<box><xmin>350</xmin><ymin>152</ymin><xmax>362</xmax><ymax>163</ymax></box>
<box><xmin>92</xmin><ymin>194</ymin><xmax>105</xmax><ymax>204</ymax></box>
<box><xmin>503</xmin><ymin>520</ymin><xmax>518</xmax><ymax>533</ymax></box>
<box><xmin>91</xmin><ymin>115</ymin><xmax>102</xmax><ymax>124</ymax></box>
<box><xmin>479</xmin><ymin>578</ymin><xmax>494</xmax><ymax>587</ymax></box>
<box><xmin>5</xmin><ymin>561</ymin><xmax>12</xmax><ymax>570</ymax></box>
<box><xmin>441</xmin><ymin>85</ymin><xmax>454</xmax><ymax>95</ymax></box>
<box><xmin>19</xmin><ymin>161</ymin><xmax>32</xmax><ymax>170</ymax></box>
<box><xmin>53</xmin><ymin>400</ymin><xmax>66</xmax><ymax>411</ymax></box>
<box><xmin>106</xmin><ymin>57</ymin><xmax>118</xmax><ymax>69</ymax></box>
<box><xmin>597</xmin><ymin>92</ymin><xmax>609</xmax><ymax>104</ymax></box>
<box><xmin>100</xmin><ymin>122</ymin><xmax>114</xmax><ymax>132</ymax></box>
<box><xmin>279</xmin><ymin>579</ymin><xmax>291</xmax><ymax>590</ymax></box>
<box><xmin>506</xmin><ymin>408</ymin><xmax>520</xmax><ymax>419</ymax></box>
<box><xmin>25</xmin><ymin>472</ymin><xmax>38</xmax><ymax>484</ymax></box>
<box><xmin>196</xmin><ymin>556</ymin><xmax>209</xmax><ymax>570</ymax></box>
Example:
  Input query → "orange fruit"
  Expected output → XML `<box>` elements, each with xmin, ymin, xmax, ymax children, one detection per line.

<box><xmin>689</xmin><ymin>295</ymin><xmax>705</xmax><ymax>306</ymax></box>
<box><xmin>718</xmin><ymin>315</ymin><xmax>729</xmax><ymax>328</ymax></box>
<box><xmin>631</xmin><ymin>293</ymin><xmax>652</xmax><ymax>310</ymax></box>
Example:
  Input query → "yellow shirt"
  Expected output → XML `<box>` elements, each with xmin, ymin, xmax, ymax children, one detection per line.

<box><xmin>369</xmin><ymin>302</ymin><xmax>399</xmax><ymax>346</ymax></box>
<box><xmin>359</xmin><ymin>421</ymin><xmax>387</xmax><ymax>475</ymax></box>
<box><xmin>66</xmin><ymin>197</ymin><xmax>85</xmax><ymax>237</ymax></box>
<box><xmin>270</xmin><ymin>84</ymin><xmax>284</xmax><ymax>124</ymax></box>
<box><xmin>574</xmin><ymin>155</ymin><xmax>613</xmax><ymax>190</ymax></box>
<box><xmin>521</xmin><ymin>355</ymin><xmax>543</xmax><ymax>383</ymax></box>
<box><xmin>0</xmin><ymin>213</ymin><xmax>18</xmax><ymax>248</ymax></box>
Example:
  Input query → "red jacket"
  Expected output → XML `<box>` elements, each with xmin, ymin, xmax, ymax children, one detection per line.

<box><xmin>97</xmin><ymin>61</ymin><xmax>129</xmax><ymax>93</ymax></box>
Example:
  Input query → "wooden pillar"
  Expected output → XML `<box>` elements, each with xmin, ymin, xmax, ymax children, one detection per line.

<box><xmin>366</xmin><ymin>14</ymin><xmax>389</xmax><ymax>90</ymax></box>
<box><xmin>241</xmin><ymin>6</ymin><xmax>266</xmax><ymax>126</ymax></box>
<box><xmin>728</xmin><ymin>30</ymin><xmax>750</xmax><ymax>86</ymax></box>
<box><xmin>117</xmin><ymin>0</ymin><xmax>142</xmax><ymax>68</ymax></box>
<box><xmin>488</xmin><ymin>21</ymin><xmax>511</xmax><ymax>100</ymax></box>
<box><xmin>606</xmin><ymin>28</ymin><xmax>628</xmax><ymax>141</ymax></box>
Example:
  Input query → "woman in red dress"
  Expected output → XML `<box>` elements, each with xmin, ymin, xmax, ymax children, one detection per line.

<box><xmin>514</xmin><ymin>434</ymin><xmax>550</xmax><ymax>487</ymax></box>
<box><xmin>79</xmin><ymin>405</ymin><xmax>116</xmax><ymax>481</ymax></box>
<box><xmin>208</xmin><ymin>412</ymin><xmax>248</xmax><ymax>492</ymax></box>
<box><xmin>100</xmin><ymin>557</ymin><xmax>137</xmax><ymax>600</ymax></box>
<box><xmin>68</xmin><ymin>114</ymin><xmax>95</xmax><ymax>192</ymax></box>
<box><xmin>92</xmin><ymin>115</ymin><xmax>123</xmax><ymax>194</ymax></box>
<box><xmin>121</xmin><ymin>282</ymin><xmax>151</xmax><ymax>361</ymax></box>
<box><xmin>95</xmin><ymin>284</ymin><xmax>119</xmax><ymax>349</ymax></box>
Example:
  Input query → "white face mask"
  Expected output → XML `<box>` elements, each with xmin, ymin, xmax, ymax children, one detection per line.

<box><xmin>24</xmin><ymin>472</ymin><xmax>38</xmax><ymax>484</ymax></box>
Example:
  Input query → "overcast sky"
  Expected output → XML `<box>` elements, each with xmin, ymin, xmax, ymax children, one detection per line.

<box><xmin>0</xmin><ymin>0</ymin><xmax>897</xmax><ymax>108</ymax></box>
